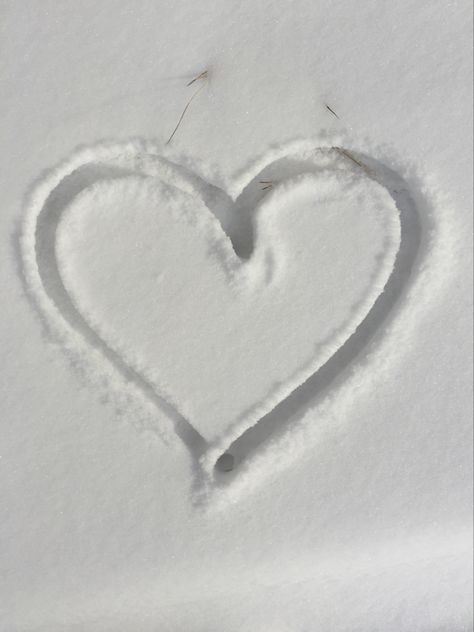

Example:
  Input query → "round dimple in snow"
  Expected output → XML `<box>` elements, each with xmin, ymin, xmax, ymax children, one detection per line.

<box><xmin>216</xmin><ymin>453</ymin><xmax>235</xmax><ymax>472</ymax></box>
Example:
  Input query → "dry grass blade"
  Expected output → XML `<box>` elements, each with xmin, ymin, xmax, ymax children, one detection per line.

<box><xmin>334</xmin><ymin>147</ymin><xmax>371</xmax><ymax>174</ymax></box>
<box><xmin>326</xmin><ymin>104</ymin><xmax>340</xmax><ymax>119</ymax></box>
<box><xmin>166</xmin><ymin>72</ymin><xmax>208</xmax><ymax>145</ymax></box>
<box><xmin>186</xmin><ymin>70</ymin><xmax>208</xmax><ymax>87</ymax></box>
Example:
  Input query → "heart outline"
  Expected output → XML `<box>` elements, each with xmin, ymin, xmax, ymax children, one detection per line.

<box><xmin>20</xmin><ymin>136</ymin><xmax>448</xmax><ymax>506</ymax></box>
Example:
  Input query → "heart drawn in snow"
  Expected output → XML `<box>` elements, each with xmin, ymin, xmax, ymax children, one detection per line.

<box><xmin>22</xmin><ymin>140</ymin><xmax>408</xmax><ymax>496</ymax></box>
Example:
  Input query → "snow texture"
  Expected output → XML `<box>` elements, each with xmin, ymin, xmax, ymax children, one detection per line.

<box><xmin>20</xmin><ymin>137</ymin><xmax>456</xmax><ymax>501</ymax></box>
<box><xmin>54</xmin><ymin>148</ymin><xmax>399</xmax><ymax>443</ymax></box>
<box><xmin>1</xmin><ymin>0</ymin><xmax>472</xmax><ymax>630</ymax></box>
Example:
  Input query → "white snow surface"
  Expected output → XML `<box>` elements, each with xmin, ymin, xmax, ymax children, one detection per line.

<box><xmin>1</xmin><ymin>1</ymin><xmax>472</xmax><ymax>630</ymax></box>
<box><xmin>55</xmin><ymin>149</ymin><xmax>399</xmax><ymax>444</ymax></box>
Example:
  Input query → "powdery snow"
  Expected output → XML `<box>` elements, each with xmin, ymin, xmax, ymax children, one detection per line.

<box><xmin>1</xmin><ymin>0</ymin><xmax>472</xmax><ymax>630</ymax></box>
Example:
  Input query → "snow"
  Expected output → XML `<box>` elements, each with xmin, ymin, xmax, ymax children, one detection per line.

<box><xmin>36</xmin><ymin>143</ymin><xmax>400</xmax><ymax>452</ymax></box>
<box><xmin>1</xmin><ymin>0</ymin><xmax>472</xmax><ymax>630</ymax></box>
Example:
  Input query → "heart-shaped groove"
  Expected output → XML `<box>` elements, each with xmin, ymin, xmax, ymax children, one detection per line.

<box><xmin>21</xmin><ymin>139</ymin><xmax>425</xmax><ymax>505</ymax></box>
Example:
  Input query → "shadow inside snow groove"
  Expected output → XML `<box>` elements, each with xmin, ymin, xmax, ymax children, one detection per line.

<box><xmin>23</xmin><ymin>146</ymin><xmax>424</xmax><ymax>488</ymax></box>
